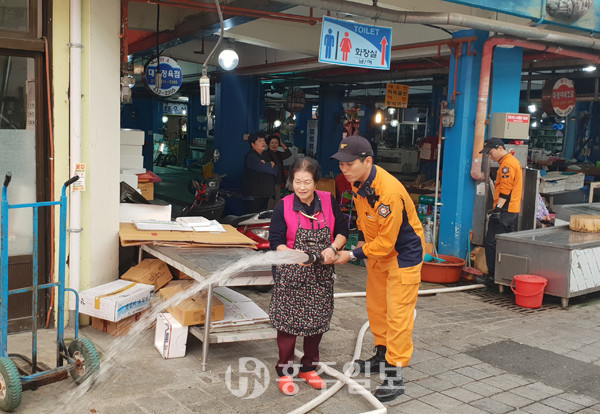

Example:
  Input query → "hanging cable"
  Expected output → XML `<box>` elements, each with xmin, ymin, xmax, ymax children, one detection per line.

<box><xmin>200</xmin><ymin>0</ymin><xmax>225</xmax><ymax>106</ymax></box>
<box><xmin>155</xmin><ymin>3</ymin><xmax>162</xmax><ymax>92</ymax></box>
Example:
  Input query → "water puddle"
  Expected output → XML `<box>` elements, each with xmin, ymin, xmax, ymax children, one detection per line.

<box><xmin>59</xmin><ymin>249</ymin><xmax>307</xmax><ymax>411</ymax></box>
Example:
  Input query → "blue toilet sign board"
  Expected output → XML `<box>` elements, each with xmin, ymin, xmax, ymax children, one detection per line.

<box><xmin>319</xmin><ymin>16</ymin><xmax>392</xmax><ymax>70</ymax></box>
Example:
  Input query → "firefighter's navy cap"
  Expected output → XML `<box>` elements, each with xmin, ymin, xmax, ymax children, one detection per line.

<box><xmin>330</xmin><ymin>135</ymin><xmax>374</xmax><ymax>162</ymax></box>
<box><xmin>479</xmin><ymin>138</ymin><xmax>505</xmax><ymax>154</ymax></box>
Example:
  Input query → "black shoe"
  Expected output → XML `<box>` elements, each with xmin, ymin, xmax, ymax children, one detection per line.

<box><xmin>374</xmin><ymin>363</ymin><xmax>405</xmax><ymax>402</ymax></box>
<box><xmin>475</xmin><ymin>274</ymin><xmax>495</xmax><ymax>287</ymax></box>
<box><xmin>354</xmin><ymin>345</ymin><xmax>386</xmax><ymax>374</ymax></box>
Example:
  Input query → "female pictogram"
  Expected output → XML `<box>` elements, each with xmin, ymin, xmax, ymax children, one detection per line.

<box><xmin>340</xmin><ymin>32</ymin><xmax>352</xmax><ymax>62</ymax></box>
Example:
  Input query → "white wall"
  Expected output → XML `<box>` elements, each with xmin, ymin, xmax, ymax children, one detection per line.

<box><xmin>80</xmin><ymin>0</ymin><xmax>121</xmax><ymax>288</ymax></box>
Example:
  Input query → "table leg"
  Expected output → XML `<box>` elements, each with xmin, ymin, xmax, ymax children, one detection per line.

<box><xmin>561</xmin><ymin>297</ymin><xmax>569</xmax><ymax>309</ymax></box>
<box><xmin>201</xmin><ymin>284</ymin><xmax>214</xmax><ymax>372</ymax></box>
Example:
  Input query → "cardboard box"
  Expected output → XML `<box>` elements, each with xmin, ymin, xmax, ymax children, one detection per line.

<box><xmin>119</xmin><ymin>222</ymin><xmax>256</xmax><ymax>247</ymax></box>
<box><xmin>316</xmin><ymin>178</ymin><xmax>336</xmax><ymax>195</ymax></box>
<box><xmin>121</xmin><ymin>259</ymin><xmax>173</xmax><ymax>291</ymax></box>
<box><xmin>79</xmin><ymin>280</ymin><xmax>154</xmax><ymax>322</ymax></box>
<box><xmin>137</xmin><ymin>182</ymin><xmax>154</xmax><ymax>200</ymax></box>
<box><xmin>170</xmin><ymin>268</ymin><xmax>194</xmax><ymax>280</ymax></box>
<box><xmin>159</xmin><ymin>280</ymin><xmax>225</xmax><ymax>326</ymax></box>
<box><xmin>154</xmin><ymin>312</ymin><xmax>188</xmax><ymax>359</ymax></box>
<box><xmin>91</xmin><ymin>310</ymin><xmax>148</xmax><ymax>336</ymax></box>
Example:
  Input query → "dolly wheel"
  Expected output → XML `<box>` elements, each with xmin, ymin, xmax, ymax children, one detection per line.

<box><xmin>0</xmin><ymin>357</ymin><xmax>22</xmax><ymax>412</ymax></box>
<box><xmin>68</xmin><ymin>338</ymin><xmax>101</xmax><ymax>385</ymax></box>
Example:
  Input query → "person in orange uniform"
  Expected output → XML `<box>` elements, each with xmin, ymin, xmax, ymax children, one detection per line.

<box><xmin>330</xmin><ymin>135</ymin><xmax>424</xmax><ymax>403</ymax></box>
<box><xmin>477</xmin><ymin>138</ymin><xmax>522</xmax><ymax>286</ymax></box>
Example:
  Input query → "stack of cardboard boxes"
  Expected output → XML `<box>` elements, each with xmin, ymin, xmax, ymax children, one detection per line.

<box><xmin>80</xmin><ymin>259</ymin><xmax>227</xmax><ymax>360</ymax></box>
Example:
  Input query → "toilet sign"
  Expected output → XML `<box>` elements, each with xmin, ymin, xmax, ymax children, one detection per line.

<box><xmin>319</xmin><ymin>16</ymin><xmax>392</xmax><ymax>70</ymax></box>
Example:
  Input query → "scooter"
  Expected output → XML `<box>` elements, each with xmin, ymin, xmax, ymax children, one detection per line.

<box><xmin>221</xmin><ymin>210</ymin><xmax>272</xmax><ymax>250</ymax></box>
<box><xmin>221</xmin><ymin>210</ymin><xmax>272</xmax><ymax>292</ymax></box>
<box><xmin>179</xmin><ymin>174</ymin><xmax>226</xmax><ymax>220</ymax></box>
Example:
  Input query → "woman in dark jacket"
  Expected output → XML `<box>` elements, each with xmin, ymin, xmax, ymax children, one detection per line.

<box><xmin>242</xmin><ymin>132</ymin><xmax>277</xmax><ymax>214</ymax></box>
<box><xmin>268</xmin><ymin>157</ymin><xmax>348</xmax><ymax>396</ymax></box>
<box><xmin>266</xmin><ymin>133</ymin><xmax>292</xmax><ymax>208</ymax></box>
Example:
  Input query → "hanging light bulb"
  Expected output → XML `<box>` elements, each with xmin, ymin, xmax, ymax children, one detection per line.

<box><xmin>200</xmin><ymin>67</ymin><xmax>210</xmax><ymax>106</ymax></box>
<box><xmin>218</xmin><ymin>49</ymin><xmax>239</xmax><ymax>71</ymax></box>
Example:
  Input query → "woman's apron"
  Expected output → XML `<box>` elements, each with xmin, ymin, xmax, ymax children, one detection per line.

<box><xmin>269</xmin><ymin>209</ymin><xmax>335</xmax><ymax>336</ymax></box>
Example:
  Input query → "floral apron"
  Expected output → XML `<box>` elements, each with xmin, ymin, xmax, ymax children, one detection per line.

<box><xmin>269</xmin><ymin>209</ymin><xmax>335</xmax><ymax>336</ymax></box>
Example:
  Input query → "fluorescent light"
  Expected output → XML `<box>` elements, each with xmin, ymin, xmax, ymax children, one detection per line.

<box><xmin>162</xmin><ymin>116</ymin><xmax>168</xmax><ymax>123</ymax></box>
<box><xmin>391</xmin><ymin>119</ymin><xmax>399</xmax><ymax>127</ymax></box>
<box><xmin>531</xmin><ymin>121</ymin><xmax>538</xmax><ymax>128</ymax></box>
<box><xmin>274</xmin><ymin>119</ymin><xmax>282</xmax><ymax>128</ymax></box>
<box><xmin>381</xmin><ymin>125</ymin><xmax>387</xmax><ymax>130</ymax></box>
<box><xmin>583</xmin><ymin>65</ymin><xmax>596</xmax><ymax>72</ymax></box>
<box><xmin>528</xmin><ymin>104</ymin><xmax>537</xmax><ymax>113</ymax></box>
<box><xmin>375</xmin><ymin>112</ymin><xmax>382</xmax><ymax>124</ymax></box>
<box><xmin>388</xmin><ymin>108</ymin><xmax>396</xmax><ymax>115</ymax></box>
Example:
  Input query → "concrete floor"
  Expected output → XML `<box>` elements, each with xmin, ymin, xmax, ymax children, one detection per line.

<box><xmin>7</xmin><ymin>263</ymin><xmax>600</xmax><ymax>414</ymax></box>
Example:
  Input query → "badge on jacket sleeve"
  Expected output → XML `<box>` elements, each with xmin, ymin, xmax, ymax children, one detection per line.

<box><xmin>378</xmin><ymin>204</ymin><xmax>391</xmax><ymax>218</ymax></box>
<box><xmin>502</xmin><ymin>166</ymin><xmax>509</xmax><ymax>174</ymax></box>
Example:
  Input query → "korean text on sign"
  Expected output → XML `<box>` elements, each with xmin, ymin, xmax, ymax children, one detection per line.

<box><xmin>385</xmin><ymin>83</ymin><xmax>409</xmax><ymax>108</ymax></box>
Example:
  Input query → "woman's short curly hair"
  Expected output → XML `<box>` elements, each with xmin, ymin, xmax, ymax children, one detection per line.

<box><xmin>289</xmin><ymin>157</ymin><xmax>321</xmax><ymax>184</ymax></box>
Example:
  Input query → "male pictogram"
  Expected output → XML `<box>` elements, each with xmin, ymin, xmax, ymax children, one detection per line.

<box><xmin>323</xmin><ymin>28</ymin><xmax>335</xmax><ymax>59</ymax></box>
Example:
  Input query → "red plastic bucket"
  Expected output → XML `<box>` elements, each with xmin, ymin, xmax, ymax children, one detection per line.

<box><xmin>510</xmin><ymin>275</ymin><xmax>547</xmax><ymax>309</ymax></box>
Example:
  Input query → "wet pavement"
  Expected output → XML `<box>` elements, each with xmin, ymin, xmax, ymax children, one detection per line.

<box><xmin>9</xmin><ymin>262</ymin><xmax>600</xmax><ymax>414</ymax></box>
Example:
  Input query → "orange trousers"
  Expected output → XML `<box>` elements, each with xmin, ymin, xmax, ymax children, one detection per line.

<box><xmin>365</xmin><ymin>258</ymin><xmax>421</xmax><ymax>367</ymax></box>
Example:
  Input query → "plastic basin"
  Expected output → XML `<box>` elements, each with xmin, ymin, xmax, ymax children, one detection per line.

<box><xmin>421</xmin><ymin>254</ymin><xmax>466</xmax><ymax>284</ymax></box>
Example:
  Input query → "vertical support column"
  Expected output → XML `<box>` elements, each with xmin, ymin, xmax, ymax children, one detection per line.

<box><xmin>490</xmin><ymin>47</ymin><xmax>523</xmax><ymax>115</ymax></box>
<box><xmin>438</xmin><ymin>30</ymin><xmax>488</xmax><ymax>258</ymax></box>
<box><xmin>317</xmin><ymin>83</ymin><xmax>344</xmax><ymax>177</ymax></box>
<box><xmin>214</xmin><ymin>74</ymin><xmax>261</xmax><ymax>215</ymax></box>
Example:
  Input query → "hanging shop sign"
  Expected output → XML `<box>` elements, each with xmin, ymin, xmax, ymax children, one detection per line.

<box><xmin>318</xmin><ymin>16</ymin><xmax>392</xmax><ymax>70</ymax></box>
<box><xmin>442</xmin><ymin>1</ymin><xmax>600</xmax><ymax>34</ymax></box>
<box><xmin>542</xmin><ymin>78</ymin><xmax>576</xmax><ymax>117</ymax></box>
<box><xmin>144</xmin><ymin>57</ymin><xmax>182</xmax><ymax>97</ymax></box>
<box><xmin>163</xmin><ymin>102</ymin><xmax>187</xmax><ymax>115</ymax></box>
<box><xmin>384</xmin><ymin>83</ymin><xmax>409</xmax><ymax>108</ymax></box>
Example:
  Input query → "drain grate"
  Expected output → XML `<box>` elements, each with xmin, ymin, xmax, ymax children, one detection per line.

<box><xmin>464</xmin><ymin>288</ymin><xmax>562</xmax><ymax>314</ymax></box>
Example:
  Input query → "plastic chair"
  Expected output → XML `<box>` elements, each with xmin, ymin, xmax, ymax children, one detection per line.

<box><xmin>340</xmin><ymin>190</ymin><xmax>356</xmax><ymax>229</ymax></box>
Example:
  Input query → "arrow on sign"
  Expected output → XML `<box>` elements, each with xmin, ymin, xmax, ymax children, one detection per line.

<box><xmin>380</xmin><ymin>37</ymin><xmax>388</xmax><ymax>66</ymax></box>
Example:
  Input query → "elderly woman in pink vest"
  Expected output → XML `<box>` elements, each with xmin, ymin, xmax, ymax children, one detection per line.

<box><xmin>268</xmin><ymin>157</ymin><xmax>349</xmax><ymax>396</ymax></box>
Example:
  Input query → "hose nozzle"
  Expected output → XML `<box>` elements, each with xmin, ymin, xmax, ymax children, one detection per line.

<box><xmin>303</xmin><ymin>252</ymin><xmax>324</xmax><ymax>265</ymax></box>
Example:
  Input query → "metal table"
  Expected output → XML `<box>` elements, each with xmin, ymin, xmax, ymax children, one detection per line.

<box><xmin>552</xmin><ymin>202</ymin><xmax>600</xmax><ymax>222</ymax></box>
<box><xmin>495</xmin><ymin>225</ymin><xmax>600</xmax><ymax>308</ymax></box>
<box><xmin>139</xmin><ymin>245</ymin><xmax>275</xmax><ymax>371</ymax></box>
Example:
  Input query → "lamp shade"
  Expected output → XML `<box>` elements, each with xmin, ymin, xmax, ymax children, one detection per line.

<box><xmin>218</xmin><ymin>49</ymin><xmax>239</xmax><ymax>71</ymax></box>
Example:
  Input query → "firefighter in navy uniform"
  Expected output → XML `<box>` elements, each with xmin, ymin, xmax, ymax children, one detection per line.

<box><xmin>477</xmin><ymin>138</ymin><xmax>523</xmax><ymax>286</ymax></box>
<box><xmin>331</xmin><ymin>135</ymin><xmax>424</xmax><ymax>403</ymax></box>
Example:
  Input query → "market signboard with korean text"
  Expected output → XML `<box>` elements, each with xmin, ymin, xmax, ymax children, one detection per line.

<box><xmin>144</xmin><ymin>57</ymin><xmax>183</xmax><ymax>97</ymax></box>
<box><xmin>385</xmin><ymin>83</ymin><xmax>409</xmax><ymax>108</ymax></box>
<box><xmin>319</xmin><ymin>16</ymin><xmax>392</xmax><ymax>70</ymax></box>
<box><xmin>443</xmin><ymin>0</ymin><xmax>600</xmax><ymax>33</ymax></box>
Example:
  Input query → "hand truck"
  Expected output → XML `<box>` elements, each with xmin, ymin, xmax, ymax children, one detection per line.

<box><xmin>0</xmin><ymin>172</ymin><xmax>100</xmax><ymax>412</ymax></box>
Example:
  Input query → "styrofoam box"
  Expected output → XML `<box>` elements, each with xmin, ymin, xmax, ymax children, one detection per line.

<box><xmin>120</xmin><ymin>173</ymin><xmax>138</xmax><ymax>188</ymax></box>
<box><xmin>120</xmin><ymin>155</ymin><xmax>144</xmax><ymax>169</ymax></box>
<box><xmin>154</xmin><ymin>312</ymin><xmax>188</xmax><ymax>359</ymax></box>
<box><xmin>121</xmin><ymin>128</ymin><xmax>145</xmax><ymax>145</ymax></box>
<box><xmin>565</xmin><ymin>173</ymin><xmax>584</xmax><ymax>190</ymax></box>
<box><xmin>79</xmin><ymin>280</ymin><xmax>154</xmax><ymax>322</ymax></box>
<box><xmin>120</xmin><ymin>144</ymin><xmax>142</xmax><ymax>156</ymax></box>
<box><xmin>539</xmin><ymin>176</ymin><xmax>566</xmax><ymax>193</ymax></box>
